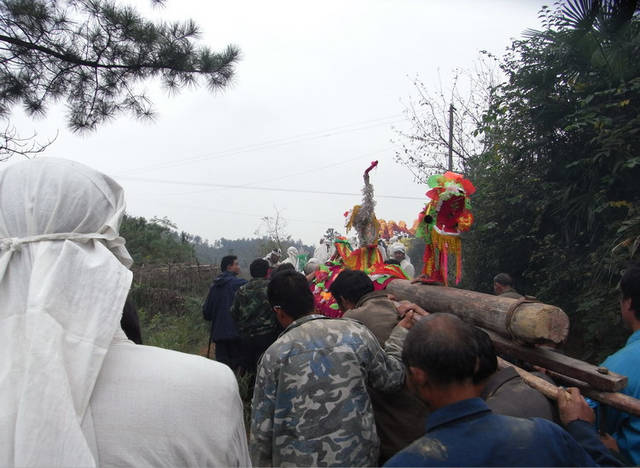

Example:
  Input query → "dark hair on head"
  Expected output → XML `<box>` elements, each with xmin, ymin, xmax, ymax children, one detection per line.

<box><xmin>121</xmin><ymin>298</ymin><xmax>142</xmax><ymax>345</ymax></box>
<box><xmin>329</xmin><ymin>269</ymin><xmax>374</xmax><ymax>305</ymax></box>
<box><xmin>221</xmin><ymin>255</ymin><xmax>237</xmax><ymax>272</ymax></box>
<box><xmin>267</xmin><ymin>270</ymin><xmax>314</xmax><ymax>320</ymax></box>
<box><xmin>621</xmin><ymin>263</ymin><xmax>640</xmax><ymax>319</ymax></box>
<box><xmin>273</xmin><ymin>262</ymin><xmax>295</xmax><ymax>275</ymax></box>
<box><xmin>472</xmin><ymin>326</ymin><xmax>497</xmax><ymax>384</ymax></box>
<box><xmin>493</xmin><ymin>273</ymin><xmax>513</xmax><ymax>286</ymax></box>
<box><xmin>402</xmin><ymin>313</ymin><xmax>478</xmax><ymax>386</ymax></box>
<box><xmin>250</xmin><ymin>258</ymin><xmax>269</xmax><ymax>278</ymax></box>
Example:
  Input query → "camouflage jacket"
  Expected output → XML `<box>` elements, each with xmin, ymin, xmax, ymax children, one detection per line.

<box><xmin>230</xmin><ymin>278</ymin><xmax>280</xmax><ymax>337</ymax></box>
<box><xmin>249</xmin><ymin>314</ymin><xmax>407</xmax><ymax>467</ymax></box>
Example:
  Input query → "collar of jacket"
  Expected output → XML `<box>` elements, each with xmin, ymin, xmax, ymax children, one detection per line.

<box><xmin>355</xmin><ymin>289</ymin><xmax>391</xmax><ymax>308</ymax></box>
<box><xmin>281</xmin><ymin>314</ymin><xmax>329</xmax><ymax>336</ymax></box>
<box><xmin>425</xmin><ymin>397</ymin><xmax>491</xmax><ymax>432</ymax></box>
<box><xmin>627</xmin><ymin>328</ymin><xmax>640</xmax><ymax>346</ymax></box>
<box><xmin>479</xmin><ymin>366</ymin><xmax>519</xmax><ymax>400</ymax></box>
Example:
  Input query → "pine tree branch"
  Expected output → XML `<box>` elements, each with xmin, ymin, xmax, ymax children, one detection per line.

<box><xmin>0</xmin><ymin>32</ymin><xmax>226</xmax><ymax>74</ymax></box>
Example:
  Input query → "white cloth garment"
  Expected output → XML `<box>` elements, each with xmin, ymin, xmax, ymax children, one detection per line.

<box><xmin>282</xmin><ymin>246</ymin><xmax>299</xmax><ymax>271</ymax></box>
<box><xmin>313</xmin><ymin>242</ymin><xmax>329</xmax><ymax>263</ymax></box>
<box><xmin>388</xmin><ymin>242</ymin><xmax>415</xmax><ymax>278</ymax></box>
<box><xmin>400</xmin><ymin>258</ymin><xmax>415</xmax><ymax>279</ymax></box>
<box><xmin>86</xmin><ymin>330</ymin><xmax>250</xmax><ymax>467</ymax></box>
<box><xmin>0</xmin><ymin>158</ymin><xmax>250</xmax><ymax>467</ymax></box>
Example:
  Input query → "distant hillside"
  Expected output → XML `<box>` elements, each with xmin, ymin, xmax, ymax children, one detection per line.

<box><xmin>121</xmin><ymin>214</ymin><xmax>314</xmax><ymax>272</ymax></box>
<box><xmin>192</xmin><ymin>237</ymin><xmax>314</xmax><ymax>273</ymax></box>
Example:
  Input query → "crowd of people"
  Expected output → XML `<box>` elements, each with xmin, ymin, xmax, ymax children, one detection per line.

<box><xmin>1</xmin><ymin>157</ymin><xmax>639</xmax><ymax>467</ymax></box>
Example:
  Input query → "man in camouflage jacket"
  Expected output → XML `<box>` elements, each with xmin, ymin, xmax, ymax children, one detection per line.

<box><xmin>230</xmin><ymin>258</ymin><xmax>282</xmax><ymax>374</ymax></box>
<box><xmin>250</xmin><ymin>270</ymin><xmax>423</xmax><ymax>467</ymax></box>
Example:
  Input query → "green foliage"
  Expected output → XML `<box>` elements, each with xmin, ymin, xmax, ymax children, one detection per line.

<box><xmin>121</xmin><ymin>214</ymin><xmax>195</xmax><ymax>265</ymax></box>
<box><xmin>137</xmin><ymin>293</ymin><xmax>208</xmax><ymax>355</ymax></box>
<box><xmin>0</xmin><ymin>0</ymin><xmax>239</xmax><ymax>158</ymax></box>
<box><xmin>460</xmin><ymin>1</ymin><xmax>640</xmax><ymax>362</ymax></box>
<box><xmin>192</xmin><ymin>236</ymin><xmax>314</xmax><ymax>273</ymax></box>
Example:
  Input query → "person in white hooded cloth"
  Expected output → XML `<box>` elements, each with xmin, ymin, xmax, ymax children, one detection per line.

<box><xmin>0</xmin><ymin>158</ymin><xmax>251</xmax><ymax>467</ymax></box>
<box><xmin>389</xmin><ymin>242</ymin><xmax>415</xmax><ymax>279</ymax></box>
<box><xmin>281</xmin><ymin>246</ymin><xmax>300</xmax><ymax>271</ymax></box>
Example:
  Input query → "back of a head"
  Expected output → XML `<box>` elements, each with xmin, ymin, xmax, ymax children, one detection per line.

<box><xmin>472</xmin><ymin>326</ymin><xmax>497</xmax><ymax>384</ymax></box>
<box><xmin>403</xmin><ymin>313</ymin><xmax>478</xmax><ymax>386</ymax></box>
<box><xmin>329</xmin><ymin>269</ymin><xmax>374</xmax><ymax>304</ymax></box>
<box><xmin>267</xmin><ymin>270</ymin><xmax>314</xmax><ymax>320</ymax></box>
<box><xmin>621</xmin><ymin>263</ymin><xmax>640</xmax><ymax>316</ymax></box>
<box><xmin>0</xmin><ymin>158</ymin><xmax>133</xmax><ymax>467</ymax></box>
<box><xmin>221</xmin><ymin>255</ymin><xmax>237</xmax><ymax>272</ymax></box>
<box><xmin>273</xmin><ymin>262</ymin><xmax>295</xmax><ymax>275</ymax></box>
<box><xmin>250</xmin><ymin>258</ymin><xmax>269</xmax><ymax>278</ymax></box>
<box><xmin>0</xmin><ymin>158</ymin><xmax>126</xmax><ymax>242</ymax></box>
<box><xmin>493</xmin><ymin>273</ymin><xmax>513</xmax><ymax>286</ymax></box>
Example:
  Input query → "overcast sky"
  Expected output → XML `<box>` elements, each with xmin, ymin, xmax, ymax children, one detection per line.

<box><xmin>8</xmin><ymin>0</ymin><xmax>548</xmax><ymax>247</ymax></box>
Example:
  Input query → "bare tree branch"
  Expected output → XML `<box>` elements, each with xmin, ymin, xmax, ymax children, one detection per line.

<box><xmin>393</xmin><ymin>58</ymin><xmax>500</xmax><ymax>179</ymax></box>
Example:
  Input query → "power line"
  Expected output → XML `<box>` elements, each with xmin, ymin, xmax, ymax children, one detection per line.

<box><xmin>152</xmin><ymin>146</ymin><xmax>394</xmax><ymax>198</ymax></box>
<box><xmin>117</xmin><ymin>113</ymin><xmax>404</xmax><ymax>175</ymax></box>
<box><xmin>117</xmin><ymin>175</ymin><xmax>425</xmax><ymax>200</ymax></box>
<box><xmin>131</xmin><ymin>197</ymin><xmax>334</xmax><ymax>225</ymax></box>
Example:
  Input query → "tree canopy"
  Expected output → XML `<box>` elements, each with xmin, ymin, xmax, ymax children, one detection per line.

<box><xmin>465</xmin><ymin>0</ymin><xmax>640</xmax><ymax>362</ymax></box>
<box><xmin>0</xmin><ymin>0</ymin><xmax>239</xmax><ymax>159</ymax></box>
<box><xmin>402</xmin><ymin>0</ymin><xmax>640</xmax><ymax>362</ymax></box>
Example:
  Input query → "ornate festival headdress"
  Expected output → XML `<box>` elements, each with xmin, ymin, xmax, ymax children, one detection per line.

<box><xmin>343</xmin><ymin>161</ymin><xmax>383</xmax><ymax>270</ymax></box>
<box><xmin>415</xmin><ymin>171</ymin><xmax>475</xmax><ymax>285</ymax></box>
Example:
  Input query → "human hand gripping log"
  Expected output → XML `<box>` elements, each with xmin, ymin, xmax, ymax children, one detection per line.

<box><xmin>396</xmin><ymin>302</ymin><xmax>429</xmax><ymax>329</ymax></box>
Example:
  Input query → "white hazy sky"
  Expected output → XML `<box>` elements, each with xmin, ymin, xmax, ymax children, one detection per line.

<box><xmin>7</xmin><ymin>0</ymin><xmax>548</xmax><ymax>246</ymax></box>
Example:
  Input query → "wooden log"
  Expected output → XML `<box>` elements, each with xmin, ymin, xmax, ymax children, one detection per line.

<box><xmin>498</xmin><ymin>358</ymin><xmax>640</xmax><ymax>418</ymax></box>
<box><xmin>485</xmin><ymin>329</ymin><xmax>627</xmax><ymax>392</ymax></box>
<box><xmin>497</xmin><ymin>357</ymin><xmax>559</xmax><ymax>401</ymax></box>
<box><xmin>386</xmin><ymin>280</ymin><xmax>569</xmax><ymax>345</ymax></box>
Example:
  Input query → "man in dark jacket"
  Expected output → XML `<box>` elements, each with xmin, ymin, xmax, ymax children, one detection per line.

<box><xmin>203</xmin><ymin>255</ymin><xmax>247</xmax><ymax>369</ymax></box>
<box><xmin>385</xmin><ymin>313</ymin><xmax>620</xmax><ymax>467</ymax></box>
<box><xmin>493</xmin><ymin>273</ymin><xmax>523</xmax><ymax>299</ymax></box>
<box><xmin>230</xmin><ymin>258</ymin><xmax>281</xmax><ymax>375</ymax></box>
<box><xmin>472</xmin><ymin>326</ymin><xmax>558</xmax><ymax>422</ymax></box>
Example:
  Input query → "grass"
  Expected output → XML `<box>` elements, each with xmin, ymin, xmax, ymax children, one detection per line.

<box><xmin>137</xmin><ymin>294</ymin><xmax>210</xmax><ymax>356</ymax></box>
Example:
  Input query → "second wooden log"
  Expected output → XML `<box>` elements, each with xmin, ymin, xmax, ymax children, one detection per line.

<box><xmin>386</xmin><ymin>279</ymin><xmax>569</xmax><ymax>345</ymax></box>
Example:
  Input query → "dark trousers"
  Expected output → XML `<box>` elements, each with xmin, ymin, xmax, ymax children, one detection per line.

<box><xmin>214</xmin><ymin>338</ymin><xmax>244</xmax><ymax>370</ymax></box>
<box><xmin>239</xmin><ymin>331</ymin><xmax>280</xmax><ymax>374</ymax></box>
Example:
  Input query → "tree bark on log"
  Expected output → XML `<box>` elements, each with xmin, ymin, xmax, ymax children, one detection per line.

<box><xmin>386</xmin><ymin>280</ymin><xmax>569</xmax><ymax>345</ymax></box>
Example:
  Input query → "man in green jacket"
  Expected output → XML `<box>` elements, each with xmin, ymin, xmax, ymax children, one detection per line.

<box><xmin>230</xmin><ymin>258</ymin><xmax>281</xmax><ymax>374</ymax></box>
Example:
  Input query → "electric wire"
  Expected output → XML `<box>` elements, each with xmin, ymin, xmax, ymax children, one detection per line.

<box><xmin>117</xmin><ymin>175</ymin><xmax>425</xmax><ymax>200</ymax></box>
<box><xmin>117</xmin><ymin>113</ymin><xmax>404</xmax><ymax>175</ymax></box>
<box><xmin>148</xmin><ymin>146</ymin><xmax>395</xmax><ymax>198</ymax></box>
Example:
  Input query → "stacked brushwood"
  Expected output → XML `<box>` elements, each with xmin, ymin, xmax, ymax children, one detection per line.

<box><xmin>386</xmin><ymin>280</ymin><xmax>640</xmax><ymax>417</ymax></box>
<box><xmin>131</xmin><ymin>263</ymin><xmax>218</xmax><ymax>316</ymax></box>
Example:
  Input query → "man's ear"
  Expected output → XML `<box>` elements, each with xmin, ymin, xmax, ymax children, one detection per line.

<box><xmin>275</xmin><ymin>307</ymin><xmax>293</xmax><ymax>328</ymax></box>
<box><xmin>408</xmin><ymin>366</ymin><xmax>428</xmax><ymax>388</ymax></box>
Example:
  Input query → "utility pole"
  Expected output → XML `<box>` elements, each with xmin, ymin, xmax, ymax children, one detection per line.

<box><xmin>448</xmin><ymin>104</ymin><xmax>454</xmax><ymax>171</ymax></box>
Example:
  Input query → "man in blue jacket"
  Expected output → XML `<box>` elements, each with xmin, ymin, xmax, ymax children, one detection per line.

<box><xmin>599</xmin><ymin>263</ymin><xmax>640</xmax><ymax>464</ymax></box>
<box><xmin>203</xmin><ymin>255</ymin><xmax>247</xmax><ymax>369</ymax></box>
<box><xmin>385</xmin><ymin>313</ymin><xmax>619</xmax><ymax>467</ymax></box>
